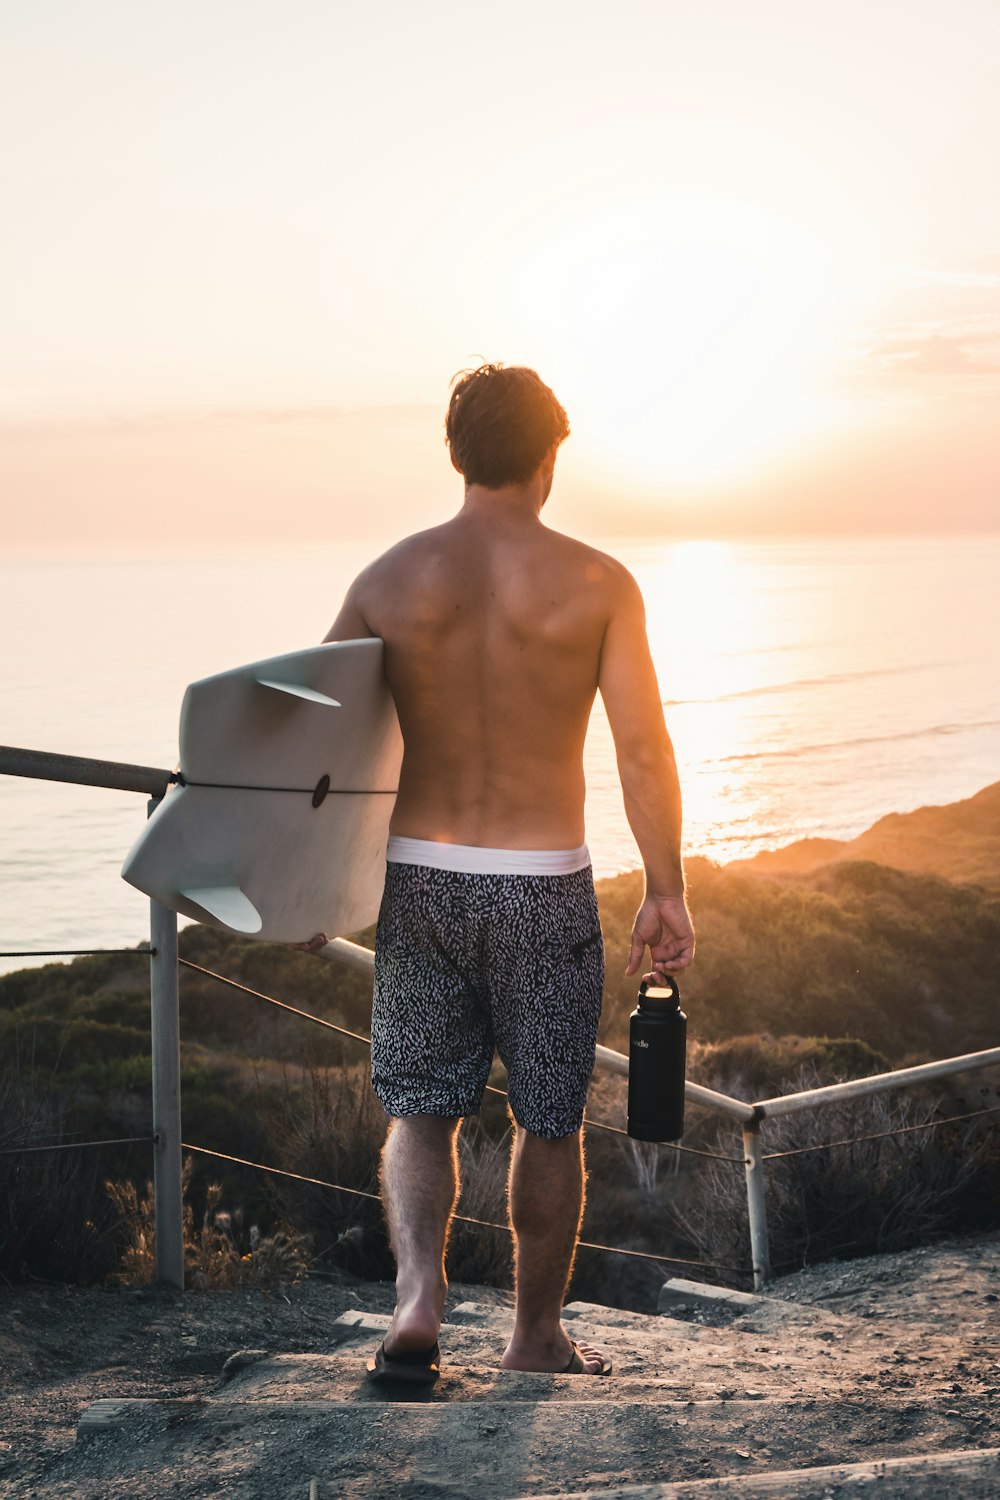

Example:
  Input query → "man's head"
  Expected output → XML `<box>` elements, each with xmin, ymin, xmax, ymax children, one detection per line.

<box><xmin>445</xmin><ymin>364</ymin><xmax>570</xmax><ymax>490</ymax></box>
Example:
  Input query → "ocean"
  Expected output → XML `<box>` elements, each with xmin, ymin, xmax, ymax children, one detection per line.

<box><xmin>2</xmin><ymin>534</ymin><xmax>998</xmax><ymax>975</ymax></box>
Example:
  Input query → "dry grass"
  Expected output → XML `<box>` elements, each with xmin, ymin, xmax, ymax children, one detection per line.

<box><xmin>0</xmin><ymin>1051</ymin><xmax>124</xmax><ymax>1284</ymax></box>
<box><xmin>261</xmin><ymin>1063</ymin><xmax>390</xmax><ymax>1277</ymax></box>
<box><xmin>106</xmin><ymin>1157</ymin><xmax>312</xmax><ymax>1289</ymax></box>
<box><xmin>678</xmin><ymin>1070</ymin><xmax>1000</xmax><ymax>1278</ymax></box>
<box><xmin>449</xmin><ymin>1123</ymin><xmax>515</xmax><ymax>1288</ymax></box>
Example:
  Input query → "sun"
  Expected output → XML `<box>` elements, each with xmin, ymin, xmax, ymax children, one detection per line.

<box><xmin>508</xmin><ymin>192</ymin><xmax>858</xmax><ymax>491</ymax></box>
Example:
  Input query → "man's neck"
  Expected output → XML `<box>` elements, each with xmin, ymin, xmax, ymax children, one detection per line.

<box><xmin>460</xmin><ymin>479</ymin><xmax>547</xmax><ymax>522</ymax></box>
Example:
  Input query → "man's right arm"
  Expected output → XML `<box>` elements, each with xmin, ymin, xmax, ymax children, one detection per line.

<box><xmin>323</xmin><ymin>573</ymin><xmax>377</xmax><ymax>642</ymax></box>
<box><xmin>288</xmin><ymin>572</ymin><xmax>378</xmax><ymax>956</ymax></box>
<box><xmin>598</xmin><ymin>566</ymin><xmax>695</xmax><ymax>978</ymax></box>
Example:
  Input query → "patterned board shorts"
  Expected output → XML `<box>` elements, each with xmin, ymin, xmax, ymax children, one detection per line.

<box><xmin>371</xmin><ymin>862</ymin><xmax>605</xmax><ymax>1139</ymax></box>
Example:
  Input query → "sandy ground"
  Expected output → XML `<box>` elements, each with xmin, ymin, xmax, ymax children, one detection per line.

<box><xmin>2</xmin><ymin>1234</ymin><xmax>999</xmax><ymax>1498</ymax></box>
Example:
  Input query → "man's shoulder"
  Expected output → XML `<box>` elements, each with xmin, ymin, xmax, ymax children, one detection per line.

<box><xmin>355</xmin><ymin>522</ymin><xmax>639</xmax><ymax>603</ymax></box>
<box><xmin>353</xmin><ymin>525</ymin><xmax>451</xmax><ymax>586</ymax></box>
<box><xmin>546</xmin><ymin>530</ymin><xmax>639</xmax><ymax>593</ymax></box>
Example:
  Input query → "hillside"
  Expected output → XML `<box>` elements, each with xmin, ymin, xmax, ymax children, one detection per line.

<box><xmin>3</xmin><ymin>780</ymin><xmax>1000</xmax><ymax>1295</ymax></box>
<box><xmin>597</xmin><ymin>855</ymin><xmax>1000</xmax><ymax>1064</ymax></box>
<box><xmin>733</xmin><ymin>779</ymin><xmax>1000</xmax><ymax>889</ymax></box>
<box><xmin>4</xmin><ymin>779</ymin><xmax>999</xmax><ymax>1077</ymax></box>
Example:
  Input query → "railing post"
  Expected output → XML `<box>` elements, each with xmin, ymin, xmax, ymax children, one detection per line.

<box><xmin>743</xmin><ymin>1116</ymin><xmax>771</xmax><ymax>1290</ymax></box>
<box><xmin>148</xmin><ymin>804</ymin><xmax>184</xmax><ymax>1286</ymax></box>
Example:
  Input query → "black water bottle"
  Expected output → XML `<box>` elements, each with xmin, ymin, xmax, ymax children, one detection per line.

<box><xmin>627</xmin><ymin>977</ymin><xmax>687</xmax><ymax>1142</ymax></box>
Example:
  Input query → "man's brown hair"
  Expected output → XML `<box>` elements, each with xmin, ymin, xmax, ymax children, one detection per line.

<box><xmin>445</xmin><ymin>364</ymin><xmax>570</xmax><ymax>488</ymax></box>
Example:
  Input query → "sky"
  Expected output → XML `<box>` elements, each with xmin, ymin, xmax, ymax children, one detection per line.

<box><xmin>1</xmin><ymin>0</ymin><xmax>999</xmax><ymax>550</ymax></box>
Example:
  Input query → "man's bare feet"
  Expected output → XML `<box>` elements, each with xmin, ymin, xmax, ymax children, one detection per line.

<box><xmin>383</xmin><ymin>1282</ymin><xmax>446</xmax><ymax>1358</ymax></box>
<box><xmin>501</xmin><ymin>1329</ymin><xmax>611</xmax><ymax>1375</ymax></box>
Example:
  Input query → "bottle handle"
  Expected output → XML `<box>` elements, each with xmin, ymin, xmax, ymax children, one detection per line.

<box><xmin>638</xmin><ymin>975</ymin><xmax>680</xmax><ymax>1001</ymax></box>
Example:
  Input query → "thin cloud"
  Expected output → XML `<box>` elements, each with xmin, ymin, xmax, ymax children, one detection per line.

<box><xmin>896</xmin><ymin>265</ymin><xmax>1000</xmax><ymax>290</ymax></box>
<box><xmin>825</xmin><ymin>254</ymin><xmax>1000</xmax><ymax>397</ymax></box>
<box><xmin>866</xmin><ymin>330</ymin><xmax>1000</xmax><ymax>376</ymax></box>
<box><xmin>0</xmin><ymin>402</ymin><xmax>441</xmax><ymax>440</ymax></box>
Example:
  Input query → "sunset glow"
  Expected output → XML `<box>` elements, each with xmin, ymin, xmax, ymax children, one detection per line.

<box><xmin>1</xmin><ymin>0</ymin><xmax>998</xmax><ymax>547</ymax></box>
<box><xmin>504</xmin><ymin>188</ymin><xmax>873</xmax><ymax>488</ymax></box>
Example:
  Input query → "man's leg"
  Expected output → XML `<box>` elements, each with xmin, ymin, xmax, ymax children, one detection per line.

<box><xmin>380</xmin><ymin>1114</ymin><xmax>461</xmax><ymax>1355</ymax></box>
<box><xmin>500</xmin><ymin>1124</ymin><xmax>608</xmax><ymax>1373</ymax></box>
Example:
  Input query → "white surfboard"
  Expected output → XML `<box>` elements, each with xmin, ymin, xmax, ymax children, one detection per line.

<box><xmin>121</xmin><ymin>639</ymin><xmax>401</xmax><ymax>941</ymax></box>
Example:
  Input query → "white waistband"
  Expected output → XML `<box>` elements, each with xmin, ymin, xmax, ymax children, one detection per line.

<box><xmin>386</xmin><ymin>835</ymin><xmax>591</xmax><ymax>876</ymax></box>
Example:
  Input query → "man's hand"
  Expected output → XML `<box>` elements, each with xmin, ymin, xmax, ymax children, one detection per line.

<box><xmin>292</xmin><ymin>932</ymin><xmax>329</xmax><ymax>954</ymax></box>
<box><xmin>626</xmin><ymin>894</ymin><xmax>695</xmax><ymax>980</ymax></box>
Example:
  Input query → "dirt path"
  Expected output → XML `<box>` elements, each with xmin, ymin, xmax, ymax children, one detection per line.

<box><xmin>2</xmin><ymin>1233</ymin><xmax>999</xmax><ymax>1498</ymax></box>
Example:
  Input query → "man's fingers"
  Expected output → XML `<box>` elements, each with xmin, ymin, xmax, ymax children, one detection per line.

<box><xmin>627</xmin><ymin>901</ymin><xmax>695</xmax><ymax>978</ymax></box>
<box><xmin>292</xmin><ymin>932</ymin><xmax>329</xmax><ymax>953</ymax></box>
<box><xmin>625</xmin><ymin>931</ymin><xmax>646</xmax><ymax>976</ymax></box>
<box><xmin>649</xmin><ymin>935</ymin><xmax>695</xmax><ymax>975</ymax></box>
<box><xmin>650</xmin><ymin>949</ymin><xmax>692</xmax><ymax>979</ymax></box>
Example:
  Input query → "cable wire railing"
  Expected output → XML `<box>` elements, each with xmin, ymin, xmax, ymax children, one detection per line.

<box><xmin>180</xmin><ymin>1141</ymin><xmax>743</xmax><ymax>1273</ymax></box>
<box><xmin>177</xmin><ymin>955</ymin><xmax>747</xmax><ymax>1163</ymax></box>
<box><xmin>3</xmin><ymin>741</ymin><xmax>1000</xmax><ymax>1291</ymax></box>
<box><xmin>0</xmin><ymin>1135</ymin><xmax>155</xmax><ymax>1157</ymax></box>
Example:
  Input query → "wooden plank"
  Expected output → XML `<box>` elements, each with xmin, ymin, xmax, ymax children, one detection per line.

<box><xmin>529</xmin><ymin>1445</ymin><xmax>1000</xmax><ymax>1498</ymax></box>
<box><xmin>77</xmin><ymin>1397</ymin><xmax>196</xmax><ymax>1439</ymax></box>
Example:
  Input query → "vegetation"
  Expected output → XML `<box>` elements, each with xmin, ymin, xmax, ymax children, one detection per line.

<box><xmin>597</xmin><ymin>857</ymin><xmax>1000</xmax><ymax>1062</ymax></box>
<box><xmin>107</xmin><ymin>1158</ymin><xmax>312</xmax><ymax>1289</ymax></box>
<box><xmin>2</xmin><ymin>789</ymin><xmax>1000</xmax><ymax>1300</ymax></box>
<box><xmin>675</xmin><ymin>1073</ymin><xmax>1000</xmax><ymax>1283</ymax></box>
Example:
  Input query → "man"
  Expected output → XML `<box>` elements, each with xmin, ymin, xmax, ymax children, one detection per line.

<box><xmin>317</xmin><ymin>364</ymin><xmax>694</xmax><ymax>1381</ymax></box>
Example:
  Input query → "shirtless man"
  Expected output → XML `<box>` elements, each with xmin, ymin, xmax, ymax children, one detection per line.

<box><xmin>318</xmin><ymin>365</ymin><xmax>694</xmax><ymax>1381</ymax></box>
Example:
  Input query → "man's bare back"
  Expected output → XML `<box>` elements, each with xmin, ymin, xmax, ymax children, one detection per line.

<box><xmin>327</xmin><ymin>477</ymin><xmax>694</xmax><ymax>977</ymax></box>
<box><xmin>323</xmin><ymin>367</ymin><xmax>693</xmax><ymax>981</ymax></box>
<box><xmin>327</xmin><ymin>503</ymin><xmax>623</xmax><ymax>850</ymax></box>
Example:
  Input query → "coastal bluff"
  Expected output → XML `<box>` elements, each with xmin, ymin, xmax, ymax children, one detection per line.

<box><xmin>732</xmin><ymin>780</ymin><xmax>1000</xmax><ymax>890</ymax></box>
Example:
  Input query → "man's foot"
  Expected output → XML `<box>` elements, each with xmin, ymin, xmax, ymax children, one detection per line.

<box><xmin>383</xmin><ymin>1283</ymin><xmax>445</xmax><ymax>1359</ymax></box>
<box><xmin>561</xmin><ymin>1338</ymin><xmax>613</xmax><ymax>1376</ymax></box>
<box><xmin>501</xmin><ymin>1331</ymin><xmax>612</xmax><ymax>1376</ymax></box>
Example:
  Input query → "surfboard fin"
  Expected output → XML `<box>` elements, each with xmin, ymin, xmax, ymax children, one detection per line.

<box><xmin>180</xmin><ymin>884</ymin><xmax>263</xmax><ymax>934</ymax></box>
<box><xmin>255</xmin><ymin>678</ymin><xmax>341</xmax><ymax>707</ymax></box>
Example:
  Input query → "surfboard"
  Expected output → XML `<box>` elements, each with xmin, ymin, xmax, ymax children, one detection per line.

<box><xmin>121</xmin><ymin>639</ymin><xmax>401</xmax><ymax>941</ymax></box>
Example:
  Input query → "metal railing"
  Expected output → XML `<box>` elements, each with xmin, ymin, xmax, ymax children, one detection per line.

<box><xmin>320</xmin><ymin>939</ymin><xmax>1000</xmax><ymax>1287</ymax></box>
<box><xmin>3</xmin><ymin>741</ymin><xmax>1000</xmax><ymax>1292</ymax></box>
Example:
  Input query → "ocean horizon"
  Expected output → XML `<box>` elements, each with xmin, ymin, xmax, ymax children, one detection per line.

<box><xmin>2</xmin><ymin>532</ymin><xmax>999</xmax><ymax>974</ymax></box>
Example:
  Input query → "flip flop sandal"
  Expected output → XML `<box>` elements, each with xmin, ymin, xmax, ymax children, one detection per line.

<box><xmin>561</xmin><ymin>1339</ymin><xmax>613</xmax><ymax>1376</ymax></box>
<box><xmin>366</xmin><ymin>1340</ymin><xmax>441</xmax><ymax>1386</ymax></box>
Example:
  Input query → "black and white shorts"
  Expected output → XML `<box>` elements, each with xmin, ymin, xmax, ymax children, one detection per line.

<box><xmin>371</xmin><ymin>840</ymin><xmax>605</xmax><ymax>1139</ymax></box>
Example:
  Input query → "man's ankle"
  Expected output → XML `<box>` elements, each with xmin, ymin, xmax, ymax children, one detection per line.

<box><xmin>509</xmin><ymin>1316</ymin><xmax>567</xmax><ymax>1352</ymax></box>
<box><xmin>395</xmin><ymin>1274</ymin><xmax>447</xmax><ymax>1309</ymax></box>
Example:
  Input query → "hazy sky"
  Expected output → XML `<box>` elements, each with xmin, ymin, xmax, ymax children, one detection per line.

<box><xmin>2</xmin><ymin>0</ymin><xmax>998</xmax><ymax>548</ymax></box>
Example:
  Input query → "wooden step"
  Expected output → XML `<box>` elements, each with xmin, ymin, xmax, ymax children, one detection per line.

<box><xmin>287</xmin><ymin>1304</ymin><xmax>924</xmax><ymax>1400</ymax></box>
<box><xmin>72</xmin><ymin>1388</ymin><xmax>990</xmax><ymax>1498</ymax></box>
<box><xmin>525</xmin><ymin>1444</ymin><xmax>1000</xmax><ymax>1499</ymax></box>
<box><xmin>215</xmin><ymin>1348</ymin><xmax>887</xmax><ymax>1405</ymax></box>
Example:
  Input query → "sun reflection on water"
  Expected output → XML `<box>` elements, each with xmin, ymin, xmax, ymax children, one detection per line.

<box><xmin>582</xmin><ymin>535</ymin><xmax>1000</xmax><ymax>875</ymax></box>
<box><xmin>605</xmin><ymin>539</ymin><xmax>782</xmax><ymax>865</ymax></box>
